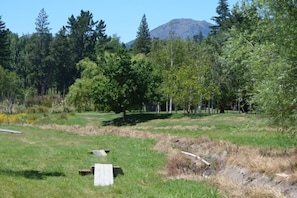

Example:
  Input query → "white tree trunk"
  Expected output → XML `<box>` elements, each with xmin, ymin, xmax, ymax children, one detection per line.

<box><xmin>166</xmin><ymin>98</ymin><xmax>168</xmax><ymax>113</ymax></box>
<box><xmin>157</xmin><ymin>102</ymin><xmax>160</xmax><ymax>113</ymax></box>
<box><xmin>198</xmin><ymin>96</ymin><xmax>202</xmax><ymax>114</ymax></box>
<box><xmin>169</xmin><ymin>96</ymin><xmax>172</xmax><ymax>113</ymax></box>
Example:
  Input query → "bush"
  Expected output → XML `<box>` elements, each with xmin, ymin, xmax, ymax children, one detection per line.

<box><xmin>25</xmin><ymin>105</ymin><xmax>49</xmax><ymax>114</ymax></box>
<box><xmin>0</xmin><ymin>113</ymin><xmax>27</xmax><ymax>124</ymax></box>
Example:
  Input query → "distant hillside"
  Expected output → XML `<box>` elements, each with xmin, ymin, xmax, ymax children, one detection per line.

<box><xmin>126</xmin><ymin>18</ymin><xmax>213</xmax><ymax>47</ymax></box>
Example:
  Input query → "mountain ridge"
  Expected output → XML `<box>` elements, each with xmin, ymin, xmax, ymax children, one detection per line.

<box><xmin>126</xmin><ymin>18</ymin><xmax>213</xmax><ymax>46</ymax></box>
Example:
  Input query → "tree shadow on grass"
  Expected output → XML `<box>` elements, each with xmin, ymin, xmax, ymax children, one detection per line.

<box><xmin>0</xmin><ymin>169</ymin><xmax>66</xmax><ymax>180</ymax></box>
<box><xmin>102</xmin><ymin>113</ymin><xmax>173</xmax><ymax>126</ymax></box>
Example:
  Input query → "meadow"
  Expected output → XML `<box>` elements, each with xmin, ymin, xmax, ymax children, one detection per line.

<box><xmin>0</xmin><ymin>112</ymin><xmax>296</xmax><ymax>197</ymax></box>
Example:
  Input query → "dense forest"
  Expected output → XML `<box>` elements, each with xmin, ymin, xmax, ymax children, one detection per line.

<box><xmin>0</xmin><ymin>0</ymin><xmax>297</xmax><ymax>125</ymax></box>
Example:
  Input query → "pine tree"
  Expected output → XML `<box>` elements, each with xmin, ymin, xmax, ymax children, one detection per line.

<box><xmin>211</xmin><ymin>0</ymin><xmax>231</xmax><ymax>34</ymax></box>
<box><xmin>35</xmin><ymin>8</ymin><xmax>51</xmax><ymax>34</ymax></box>
<box><xmin>66</xmin><ymin>10</ymin><xmax>98</xmax><ymax>62</ymax></box>
<box><xmin>30</xmin><ymin>8</ymin><xmax>52</xmax><ymax>95</ymax></box>
<box><xmin>193</xmin><ymin>31</ymin><xmax>204</xmax><ymax>43</ymax></box>
<box><xmin>95</xmin><ymin>20</ymin><xmax>111</xmax><ymax>59</ymax></box>
<box><xmin>0</xmin><ymin>16</ymin><xmax>10</xmax><ymax>69</ymax></box>
<box><xmin>133</xmin><ymin>14</ymin><xmax>151</xmax><ymax>55</ymax></box>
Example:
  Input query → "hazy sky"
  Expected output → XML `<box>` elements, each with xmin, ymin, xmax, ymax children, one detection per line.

<box><xmin>0</xmin><ymin>0</ymin><xmax>238</xmax><ymax>43</ymax></box>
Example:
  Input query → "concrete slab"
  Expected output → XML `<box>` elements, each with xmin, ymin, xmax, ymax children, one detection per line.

<box><xmin>94</xmin><ymin>164</ymin><xmax>114</xmax><ymax>186</ymax></box>
<box><xmin>89</xmin><ymin>150</ymin><xmax>107</xmax><ymax>156</ymax></box>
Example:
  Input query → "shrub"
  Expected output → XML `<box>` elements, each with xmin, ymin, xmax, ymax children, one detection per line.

<box><xmin>0</xmin><ymin>113</ymin><xmax>27</xmax><ymax>124</ymax></box>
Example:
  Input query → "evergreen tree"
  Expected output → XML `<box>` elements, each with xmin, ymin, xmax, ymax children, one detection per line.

<box><xmin>0</xmin><ymin>16</ymin><xmax>10</xmax><ymax>69</ymax></box>
<box><xmin>66</xmin><ymin>10</ymin><xmax>98</xmax><ymax>62</ymax></box>
<box><xmin>193</xmin><ymin>31</ymin><xmax>204</xmax><ymax>43</ymax></box>
<box><xmin>35</xmin><ymin>8</ymin><xmax>51</xmax><ymax>34</ymax></box>
<box><xmin>211</xmin><ymin>0</ymin><xmax>231</xmax><ymax>34</ymax></box>
<box><xmin>50</xmin><ymin>27</ymin><xmax>75</xmax><ymax>96</ymax></box>
<box><xmin>133</xmin><ymin>14</ymin><xmax>151</xmax><ymax>55</ymax></box>
<box><xmin>29</xmin><ymin>8</ymin><xmax>52</xmax><ymax>95</ymax></box>
<box><xmin>95</xmin><ymin>20</ymin><xmax>112</xmax><ymax>62</ymax></box>
<box><xmin>96</xmin><ymin>20</ymin><xmax>110</xmax><ymax>50</ymax></box>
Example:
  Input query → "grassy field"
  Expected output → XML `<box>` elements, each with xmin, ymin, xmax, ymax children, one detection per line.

<box><xmin>0</xmin><ymin>112</ymin><xmax>221</xmax><ymax>198</ymax></box>
<box><xmin>18</xmin><ymin>111</ymin><xmax>297</xmax><ymax>148</ymax></box>
<box><xmin>1</xmin><ymin>111</ymin><xmax>296</xmax><ymax>197</ymax></box>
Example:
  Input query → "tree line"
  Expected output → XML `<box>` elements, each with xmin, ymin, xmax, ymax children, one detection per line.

<box><xmin>1</xmin><ymin>0</ymin><xmax>297</xmax><ymax>125</ymax></box>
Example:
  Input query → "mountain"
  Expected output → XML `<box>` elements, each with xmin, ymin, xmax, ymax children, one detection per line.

<box><xmin>126</xmin><ymin>18</ymin><xmax>213</xmax><ymax>47</ymax></box>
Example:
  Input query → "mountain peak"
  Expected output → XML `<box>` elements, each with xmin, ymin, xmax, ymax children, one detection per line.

<box><xmin>126</xmin><ymin>18</ymin><xmax>213</xmax><ymax>46</ymax></box>
<box><xmin>150</xmin><ymin>18</ymin><xmax>213</xmax><ymax>40</ymax></box>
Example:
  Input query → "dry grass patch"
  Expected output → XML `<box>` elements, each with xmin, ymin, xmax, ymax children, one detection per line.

<box><xmin>135</xmin><ymin>125</ymin><xmax>216</xmax><ymax>131</ymax></box>
<box><xmin>199</xmin><ymin>114</ymin><xmax>249</xmax><ymax>122</ymax></box>
<box><xmin>226</xmin><ymin>146</ymin><xmax>297</xmax><ymax>178</ymax></box>
<box><xmin>288</xmin><ymin>172</ymin><xmax>297</xmax><ymax>185</ymax></box>
<box><xmin>163</xmin><ymin>136</ymin><xmax>297</xmax><ymax>197</ymax></box>
<box><xmin>213</xmin><ymin>176</ymin><xmax>286</xmax><ymax>198</ymax></box>
<box><xmin>248</xmin><ymin>127</ymin><xmax>278</xmax><ymax>132</ymax></box>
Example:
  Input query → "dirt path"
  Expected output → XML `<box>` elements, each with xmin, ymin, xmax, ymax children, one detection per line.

<box><xmin>38</xmin><ymin>124</ymin><xmax>297</xmax><ymax>198</ymax></box>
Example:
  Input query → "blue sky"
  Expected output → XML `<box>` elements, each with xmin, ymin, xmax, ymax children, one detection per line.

<box><xmin>1</xmin><ymin>0</ymin><xmax>238</xmax><ymax>43</ymax></box>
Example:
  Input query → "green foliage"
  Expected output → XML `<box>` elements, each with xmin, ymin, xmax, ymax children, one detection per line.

<box><xmin>8</xmin><ymin>34</ymin><xmax>32</xmax><ymax>89</ymax></box>
<box><xmin>3</xmin><ymin>1</ymin><xmax>297</xmax><ymax>127</ymax></box>
<box><xmin>219</xmin><ymin>0</ymin><xmax>297</xmax><ymax>125</ymax></box>
<box><xmin>170</xmin><ymin>41</ymin><xmax>218</xmax><ymax>112</ymax></box>
<box><xmin>92</xmin><ymin>48</ymin><xmax>158</xmax><ymax>117</ymax></box>
<box><xmin>95</xmin><ymin>20</ymin><xmax>112</xmax><ymax>56</ymax></box>
<box><xmin>35</xmin><ymin>8</ymin><xmax>51</xmax><ymax>34</ymax></box>
<box><xmin>211</xmin><ymin>0</ymin><xmax>231</xmax><ymax>33</ymax></box>
<box><xmin>149</xmin><ymin>37</ymin><xmax>219</xmax><ymax>113</ymax></box>
<box><xmin>49</xmin><ymin>27</ymin><xmax>75</xmax><ymax>96</ymax></box>
<box><xmin>0</xmin><ymin>66</ymin><xmax>23</xmax><ymax>113</ymax></box>
<box><xmin>66</xmin><ymin>78</ymin><xmax>93</xmax><ymax>112</ymax></box>
<box><xmin>66</xmin><ymin>47</ymin><xmax>161</xmax><ymax>119</ymax></box>
<box><xmin>24</xmin><ymin>87</ymin><xmax>38</xmax><ymax>107</ymax></box>
<box><xmin>66</xmin><ymin>10</ymin><xmax>100</xmax><ymax>62</ymax></box>
<box><xmin>66</xmin><ymin>58</ymin><xmax>106</xmax><ymax>112</ymax></box>
<box><xmin>65</xmin><ymin>59</ymin><xmax>97</xmax><ymax>112</ymax></box>
<box><xmin>26</xmin><ymin>9</ymin><xmax>54</xmax><ymax>96</ymax></box>
<box><xmin>0</xmin><ymin>16</ymin><xmax>10</xmax><ymax>69</ymax></box>
<box><xmin>248</xmin><ymin>43</ymin><xmax>296</xmax><ymax>125</ymax></box>
<box><xmin>219</xmin><ymin>28</ymin><xmax>255</xmax><ymax>112</ymax></box>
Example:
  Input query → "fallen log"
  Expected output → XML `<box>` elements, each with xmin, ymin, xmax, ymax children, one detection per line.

<box><xmin>181</xmin><ymin>151</ymin><xmax>211</xmax><ymax>166</ymax></box>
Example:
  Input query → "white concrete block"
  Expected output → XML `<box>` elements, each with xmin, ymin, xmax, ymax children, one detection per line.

<box><xmin>91</xmin><ymin>150</ymin><xmax>107</xmax><ymax>156</ymax></box>
<box><xmin>94</xmin><ymin>164</ymin><xmax>114</xmax><ymax>186</ymax></box>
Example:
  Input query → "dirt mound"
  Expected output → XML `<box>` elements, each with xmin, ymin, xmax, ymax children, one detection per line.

<box><xmin>37</xmin><ymin>124</ymin><xmax>297</xmax><ymax>198</ymax></box>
